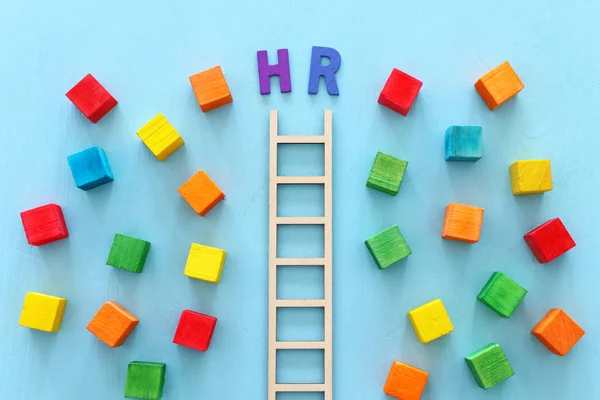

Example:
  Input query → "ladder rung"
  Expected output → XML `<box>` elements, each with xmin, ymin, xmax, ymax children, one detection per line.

<box><xmin>275</xmin><ymin>299</ymin><xmax>325</xmax><ymax>308</ymax></box>
<box><xmin>277</xmin><ymin>135</ymin><xmax>325</xmax><ymax>144</ymax></box>
<box><xmin>275</xmin><ymin>383</ymin><xmax>326</xmax><ymax>392</ymax></box>
<box><xmin>276</xmin><ymin>176</ymin><xmax>325</xmax><ymax>185</ymax></box>
<box><xmin>275</xmin><ymin>341</ymin><xmax>326</xmax><ymax>350</ymax></box>
<box><xmin>276</xmin><ymin>216</ymin><xmax>325</xmax><ymax>225</ymax></box>
<box><xmin>275</xmin><ymin>258</ymin><xmax>326</xmax><ymax>266</ymax></box>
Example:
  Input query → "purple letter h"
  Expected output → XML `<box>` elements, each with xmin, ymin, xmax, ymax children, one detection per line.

<box><xmin>257</xmin><ymin>49</ymin><xmax>292</xmax><ymax>95</ymax></box>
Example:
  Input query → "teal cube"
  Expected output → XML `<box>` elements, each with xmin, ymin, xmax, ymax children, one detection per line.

<box><xmin>477</xmin><ymin>272</ymin><xmax>527</xmax><ymax>318</ymax></box>
<box><xmin>67</xmin><ymin>146</ymin><xmax>114</xmax><ymax>190</ymax></box>
<box><xmin>125</xmin><ymin>361</ymin><xmax>166</xmax><ymax>399</ymax></box>
<box><xmin>365</xmin><ymin>225</ymin><xmax>411</xmax><ymax>269</ymax></box>
<box><xmin>465</xmin><ymin>343</ymin><xmax>514</xmax><ymax>390</ymax></box>
<box><xmin>106</xmin><ymin>233</ymin><xmax>151</xmax><ymax>273</ymax></box>
<box><xmin>366</xmin><ymin>151</ymin><xmax>408</xmax><ymax>195</ymax></box>
<box><xmin>445</xmin><ymin>126</ymin><xmax>482</xmax><ymax>161</ymax></box>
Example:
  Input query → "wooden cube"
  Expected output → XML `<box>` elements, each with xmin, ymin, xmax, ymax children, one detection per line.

<box><xmin>106</xmin><ymin>233</ymin><xmax>151</xmax><ymax>273</ymax></box>
<box><xmin>477</xmin><ymin>272</ymin><xmax>527</xmax><ymax>318</ymax></box>
<box><xmin>365</xmin><ymin>225</ymin><xmax>411</xmax><ymax>269</ymax></box>
<box><xmin>474</xmin><ymin>61</ymin><xmax>524</xmax><ymax>110</ymax></box>
<box><xmin>189</xmin><ymin>66</ymin><xmax>233</xmax><ymax>112</ymax></box>
<box><xmin>66</xmin><ymin>74</ymin><xmax>117</xmax><ymax>123</ymax></box>
<box><xmin>408</xmin><ymin>299</ymin><xmax>453</xmax><ymax>344</ymax></box>
<box><xmin>125</xmin><ymin>361</ymin><xmax>166</xmax><ymax>400</ymax></box>
<box><xmin>378</xmin><ymin>68</ymin><xmax>423</xmax><ymax>116</ymax></box>
<box><xmin>445</xmin><ymin>126</ymin><xmax>482</xmax><ymax>161</ymax></box>
<box><xmin>383</xmin><ymin>360</ymin><xmax>428</xmax><ymax>400</ymax></box>
<box><xmin>441</xmin><ymin>203</ymin><xmax>484</xmax><ymax>244</ymax></box>
<box><xmin>67</xmin><ymin>146</ymin><xmax>114</xmax><ymax>190</ymax></box>
<box><xmin>366</xmin><ymin>151</ymin><xmax>408</xmax><ymax>195</ymax></box>
<box><xmin>87</xmin><ymin>301</ymin><xmax>138</xmax><ymax>348</ymax></box>
<box><xmin>19</xmin><ymin>292</ymin><xmax>67</xmax><ymax>332</ymax></box>
<box><xmin>184</xmin><ymin>243</ymin><xmax>227</xmax><ymax>283</ymax></box>
<box><xmin>173</xmin><ymin>310</ymin><xmax>217</xmax><ymax>352</ymax></box>
<box><xmin>178</xmin><ymin>170</ymin><xmax>225</xmax><ymax>216</ymax></box>
<box><xmin>509</xmin><ymin>159</ymin><xmax>552</xmax><ymax>195</ymax></box>
<box><xmin>524</xmin><ymin>218</ymin><xmax>575</xmax><ymax>263</ymax></box>
<box><xmin>465</xmin><ymin>343</ymin><xmax>514</xmax><ymax>389</ymax></box>
<box><xmin>136</xmin><ymin>114</ymin><xmax>184</xmax><ymax>161</ymax></box>
<box><xmin>531</xmin><ymin>308</ymin><xmax>584</xmax><ymax>356</ymax></box>
<box><xmin>20</xmin><ymin>204</ymin><xmax>69</xmax><ymax>246</ymax></box>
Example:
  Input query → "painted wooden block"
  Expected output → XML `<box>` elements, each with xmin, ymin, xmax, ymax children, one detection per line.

<box><xmin>509</xmin><ymin>159</ymin><xmax>552</xmax><ymax>195</ymax></box>
<box><xmin>474</xmin><ymin>61</ymin><xmax>524</xmax><ymax>110</ymax></box>
<box><xmin>408</xmin><ymin>299</ymin><xmax>453</xmax><ymax>344</ymax></box>
<box><xmin>445</xmin><ymin>126</ymin><xmax>482</xmax><ymax>161</ymax></box>
<box><xmin>87</xmin><ymin>301</ymin><xmax>138</xmax><ymax>348</ymax></box>
<box><xmin>465</xmin><ymin>343</ymin><xmax>514</xmax><ymax>389</ymax></box>
<box><xmin>524</xmin><ymin>218</ymin><xmax>575</xmax><ymax>263</ymax></box>
<box><xmin>136</xmin><ymin>114</ymin><xmax>184</xmax><ymax>161</ymax></box>
<box><xmin>308</xmin><ymin>46</ymin><xmax>341</xmax><ymax>95</ymax></box>
<box><xmin>477</xmin><ymin>272</ymin><xmax>527</xmax><ymax>318</ymax></box>
<box><xmin>19</xmin><ymin>292</ymin><xmax>67</xmax><ymax>332</ymax></box>
<box><xmin>378</xmin><ymin>68</ymin><xmax>423</xmax><ymax>116</ymax></box>
<box><xmin>125</xmin><ymin>361</ymin><xmax>166</xmax><ymax>400</ymax></box>
<box><xmin>441</xmin><ymin>202</ymin><xmax>484</xmax><ymax>244</ymax></box>
<box><xmin>257</xmin><ymin>49</ymin><xmax>291</xmax><ymax>94</ymax></box>
<box><xmin>366</xmin><ymin>151</ymin><xmax>408</xmax><ymax>195</ymax></box>
<box><xmin>173</xmin><ymin>309</ymin><xmax>217</xmax><ymax>352</ymax></box>
<box><xmin>67</xmin><ymin>146</ymin><xmax>114</xmax><ymax>190</ymax></box>
<box><xmin>365</xmin><ymin>225</ymin><xmax>411</xmax><ymax>269</ymax></box>
<box><xmin>184</xmin><ymin>243</ymin><xmax>227</xmax><ymax>283</ymax></box>
<box><xmin>189</xmin><ymin>66</ymin><xmax>233</xmax><ymax>112</ymax></box>
<box><xmin>531</xmin><ymin>308</ymin><xmax>584</xmax><ymax>356</ymax></box>
<box><xmin>178</xmin><ymin>170</ymin><xmax>225</xmax><ymax>216</ymax></box>
<box><xmin>383</xmin><ymin>360</ymin><xmax>428</xmax><ymax>400</ymax></box>
<box><xmin>20</xmin><ymin>204</ymin><xmax>69</xmax><ymax>246</ymax></box>
<box><xmin>66</xmin><ymin>74</ymin><xmax>117</xmax><ymax>123</ymax></box>
<box><xmin>106</xmin><ymin>233</ymin><xmax>151</xmax><ymax>273</ymax></box>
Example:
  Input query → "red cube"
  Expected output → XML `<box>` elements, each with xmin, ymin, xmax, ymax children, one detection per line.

<box><xmin>66</xmin><ymin>74</ymin><xmax>117</xmax><ymax>123</ymax></box>
<box><xmin>524</xmin><ymin>218</ymin><xmax>576</xmax><ymax>263</ymax></box>
<box><xmin>20</xmin><ymin>204</ymin><xmax>69</xmax><ymax>246</ymax></box>
<box><xmin>378</xmin><ymin>68</ymin><xmax>423</xmax><ymax>116</ymax></box>
<box><xmin>173</xmin><ymin>310</ymin><xmax>217</xmax><ymax>352</ymax></box>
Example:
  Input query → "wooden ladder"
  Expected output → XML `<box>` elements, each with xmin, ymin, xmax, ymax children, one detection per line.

<box><xmin>268</xmin><ymin>110</ymin><xmax>333</xmax><ymax>400</ymax></box>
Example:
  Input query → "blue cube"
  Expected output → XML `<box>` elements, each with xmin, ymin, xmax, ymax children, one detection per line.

<box><xmin>67</xmin><ymin>146</ymin><xmax>114</xmax><ymax>190</ymax></box>
<box><xmin>445</xmin><ymin>126</ymin><xmax>482</xmax><ymax>162</ymax></box>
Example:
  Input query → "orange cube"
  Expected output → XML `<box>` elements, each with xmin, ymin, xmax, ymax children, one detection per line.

<box><xmin>532</xmin><ymin>308</ymin><xmax>585</xmax><ymax>356</ymax></box>
<box><xmin>189</xmin><ymin>66</ymin><xmax>233</xmax><ymax>112</ymax></box>
<box><xmin>178</xmin><ymin>170</ymin><xmax>225</xmax><ymax>216</ymax></box>
<box><xmin>441</xmin><ymin>203</ymin><xmax>484</xmax><ymax>243</ymax></box>
<box><xmin>474</xmin><ymin>61</ymin><xmax>524</xmax><ymax>110</ymax></box>
<box><xmin>87</xmin><ymin>301</ymin><xmax>138</xmax><ymax>347</ymax></box>
<box><xmin>383</xmin><ymin>361</ymin><xmax>428</xmax><ymax>400</ymax></box>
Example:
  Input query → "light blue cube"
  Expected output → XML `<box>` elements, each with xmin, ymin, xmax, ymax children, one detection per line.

<box><xmin>67</xmin><ymin>146</ymin><xmax>114</xmax><ymax>190</ymax></box>
<box><xmin>445</xmin><ymin>126</ymin><xmax>482</xmax><ymax>162</ymax></box>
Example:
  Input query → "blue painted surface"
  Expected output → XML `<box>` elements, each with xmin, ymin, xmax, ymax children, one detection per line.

<box><xmin>67</xmin><ymin>146</ymin><xmax>114</xmax><ymax>191</ymax></box>
<box><xmin>1</xmin><ymin>1</ymin><xmax>600</xmax><ymax>399</ymax></box>
<box><xmin>445</xmin><ymin>126</ymin><xmax>483</xmax><ymax>162</ymax></box>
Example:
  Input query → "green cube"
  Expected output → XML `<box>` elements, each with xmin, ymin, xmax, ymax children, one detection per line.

<box><xmin>365</xmin><ymin>225</ymin><xmax>411</xmax><ymax>269</ymax></box>
<box><xmin>106</xmin><ymin>233</ymin><xmax>151</xmax><ymax>273</ymax></box>
<box><xmin>366</xmin><ymin>151</ymin><xmax>408</xmax><ymax>195</ymax></box>
<box><xmin>477</xmin><ymin>272</ymin><xmax>527</xmax><ymax>318</ymax></box>
<box><xmin>125</xmin><ymin>361</ymin><xmax>166</xmax><ymax>399</ymax></box>
<box><xmin>465</xmin><ymin>343</ymin><xmax>514</xmax><ymax>390</ymax></box>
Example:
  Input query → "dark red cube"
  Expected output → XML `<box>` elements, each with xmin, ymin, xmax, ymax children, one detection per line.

<box><xmin>378</xmin><ymin>68</ymin><xmax>423</xmax><ymax>116</ymax></box>
<box><xmin>524</xmin><ymin>218</ymin><xmax>576</xmax><ymax>263</ymax></box>
<box><xmin>20</xmin><ymin>204</ymin><xmax>69</xmax><ymax>246</ymax></box>
<box><xmin>173</xmin><ymin>310</ymin><xmax>217</xmax><ymax>352</ymax></box>
<box><xmin>66</xmin><ymin>74</ymin><xmax>117</xmax><ymax>123</ymax></box>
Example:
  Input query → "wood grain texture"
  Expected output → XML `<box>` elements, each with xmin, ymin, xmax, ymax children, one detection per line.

<box><xmin>509</xmin><ymin>159</ymin><xmax>553</xmax><ymax>195</ymax></box>
<box><xmin>441</xmin><ymin>202</ymin><xmax>484</xmax><ymax>243</ymax></box>
<box><xmin>67</xmin><ymin>146</ymin><xmax>114</xmax><ymax>191</ymax></box>
<box><xmin>408</xmin><ymin>299</ymin><xmax>454</xmax><ymax>344</ymax></box>
<box><xmin>183</xmin><ymin>243</ymin><xmax>226</xmax><ymax>283</ymax></box>
<box><xmin>177</xmin><ymin>170</ymin><xmax>225</xmax><ymax>216</ymax></box>
<box><xmin>124</xmin><ymin>361</ymin><xmax>166</xmax><ymax>400</ymax></box>
<box><xmin>19</xmin><ymin>292</ymin><xmax>66</xmax><ymax>332</ymax></box>
<box><xmin>189</xmin><ymin>66</ymin><xmax>233</xmax><ymax>112</ymax></box>
<box><xmin>378</xmin><ymin>68</ymin><xmax>423</xmax><ymax>116</ymax></box>
<box><xmin>136</xmin><ymin>113</ymin><xmax>184</xmax><ymax>161</ymax></box>
<box><xmin>365</xmin><ymin>225</ymin><xmax>411</xmax><ymax>269</ymax></box>
<box><xmin>383</xmin><ymin>360</ymin><xmax>429</xmax><ymax>400</ymax></box>
<box><xmin>20</xmin><ymin>204</ymin><xmax>69</xmax><ymax>246</ymax></box>
<box><xmin>465</xmin><ymin>343</ymin><xmax>514</xmax><ymax>390</ymax></box>
<box><xmin>366</xmin><ymin>151</ymin><xmax>408</xmax><ymax>195</ymax></box>
<box><xmin>444</xmin><ymin>126</ymin><xmax>482</xmax><ymax>162</ymax></box>
<box><xmin>106</xmin><ymin>233</ymin><xmax>151</xmax><ymax>273</ymax></box>
<box><xmin>474</xmin><ymin>61</ymin><xmax>524</xmax><ymax>110</ymax></box>
<box><xmin>86</xmin><ymin>301</ymin><xmax>138</xmax><ymax>347</ymax></box>
<box><xmin>531</xmin><ymin>308</ymin><xmax>585</xmax><ymax>356</ymax></box>
<box><xmin>65</xmin><ymin>73</ymin><xmax>117</xmax><ymax>123</ymax></box>
<box><xmin>523</xmin><ymin>218</ymin><xmax>576</xmax><ymax>263</ymax></box>
<box><xmin>477</xmin><ymin>272</ymin><xmax>527</xmax><ymax>318</ymax></box>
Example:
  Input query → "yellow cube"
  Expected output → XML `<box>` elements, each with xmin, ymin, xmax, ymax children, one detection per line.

<box><xmin>509</xmin><ymin>160</ymin><xmax>552</xmax><ymax>195</ymax></box>
<box><xmin>19</xmin><ymin>292</ymin><xmax>67</xmax><ymax>332</ymax></box>
<box><xmin>136</xmin><ymin>113</ymin><xmax>184</xmax><ymax>161</ymax></box>
<box><xmin>184</xmin><ymin>243</ymin><xmax>226</xmax><ymax>283</ymax></box>
<box><xmin>408</xmin><ymin>299</ymin><xmax>454</xmax><ymax>344</ymax></box>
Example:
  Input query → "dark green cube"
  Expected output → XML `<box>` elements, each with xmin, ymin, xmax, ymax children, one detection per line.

<box><xmin>125</xmin><ymin>361</ymin><xmax>166</xmax><ymax>399</ymax></box>
<box><xmin>365</xmin><ymin>225</ymin><xmax>411</xmax><ymax>269</ymax></box>
<box><xmin>106</xmin><ymin>233</ymin><xmax>151</xmax><ymax>273</ymax></box>
<box><xmin>465</xmin><ymin>343</ymin><xmax>514</xmax><ymax>390</ymax></box>
<box><xmin>477</xmin><ymin>272</ymin><xmax>527</xmax><ymax>318</ymax></box>
<box><xmin>366</xmin><ymin>151</ymin><xmax>408</xmax><ymax>195</ymax></box>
